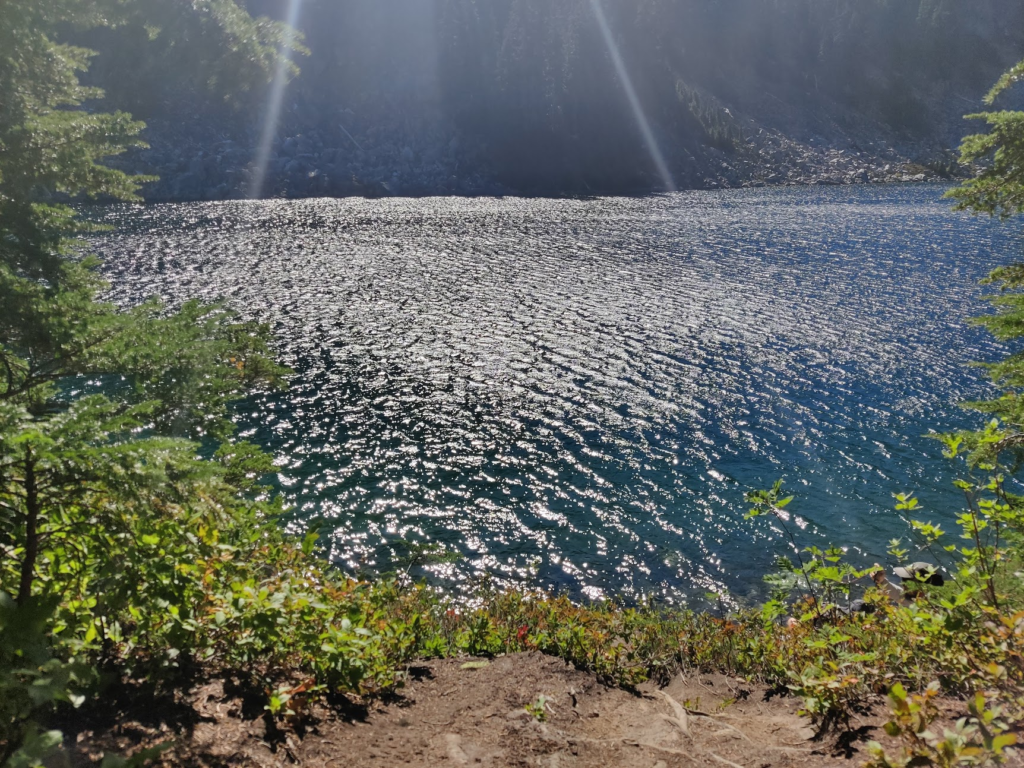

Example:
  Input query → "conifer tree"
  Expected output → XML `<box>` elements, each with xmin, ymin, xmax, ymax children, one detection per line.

<box><xmin>0</xmin><ymin>2</ymin><xmax>299</xmax><ymax>762</ymax></box>
<box><xmin>948</xmin><ymin>61</ymin><xmax>1024</xmax><ymax>220</ymax></box>
<box><xmin>944</xmin><ymin>58</ymin><xmax>1024</xmax><ymax>464</ymax></box>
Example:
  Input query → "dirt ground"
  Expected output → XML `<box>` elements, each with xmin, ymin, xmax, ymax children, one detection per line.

<box><xmin>65</xmin><ymin>653</ymin><xmax>1014</xmax><ymax>768</ymax></box>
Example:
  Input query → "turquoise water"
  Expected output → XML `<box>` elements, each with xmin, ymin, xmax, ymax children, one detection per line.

<box><xmin>91</xmin><ymin>185</ymin><xmax>1021</xmax><ymax>605</ymax></box>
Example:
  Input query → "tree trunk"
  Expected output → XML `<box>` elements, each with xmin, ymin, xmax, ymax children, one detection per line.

<box><xmin>17</xmin><ymin>445</ymin><xmax>39</xmax><ymax>606</ymax></box>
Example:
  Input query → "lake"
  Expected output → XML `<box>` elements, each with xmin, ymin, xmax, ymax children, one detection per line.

<box><xmin>89</xmin><ymin>185</ymin><xmax>1021</xmax><ymax>606</ymax></box>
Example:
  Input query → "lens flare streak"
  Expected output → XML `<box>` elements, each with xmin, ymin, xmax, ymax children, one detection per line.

<box><xmin>248</xmin><ymin>0</ymin><xmax>304</xmax><ymax>200</ymax></box>
<box><xmin>588</xmin><ymin>0</ymin><xmax>676</xmax><ymax>193</ymax></box>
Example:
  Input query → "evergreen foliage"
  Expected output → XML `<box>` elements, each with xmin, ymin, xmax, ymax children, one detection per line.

<box><xmin>945</xmin><ymin>61</ymin><xmax>1024</xmax><ymax>466</ymax></box>
<box><xmin>948</xmin><ymin>61</ymin><xmax>1024</xmax><ymax>220</ymax></box>
<box><xmin>0</xmin><ymin>1</ymin><xmax>298</xmax><ymax>763</ymax></box>
<box><xmin>76</xmin><ymin>0</ymin><xmax>308</xmax><ymax>115</ymax></box>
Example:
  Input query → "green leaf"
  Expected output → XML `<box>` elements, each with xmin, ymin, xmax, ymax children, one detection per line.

<box><xmin>993</xmin><ymin>733</ymin><xmax>1017</xmax><ymax>752</ymax></box>
<box><xmin>5</xmin><ymin>728</ymin><xmax>64</xmax><ymax>768</ymax></box>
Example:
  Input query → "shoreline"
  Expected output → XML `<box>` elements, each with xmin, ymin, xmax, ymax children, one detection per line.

<box><xmin>108</xmin><ymin>112</ymin><xmax>966</xmax><ymax>204</ymax></box>
<box><xmin>51</xmin><ymin>575</ymin><xmax>1024</xmax><ymax>768</ymax></box>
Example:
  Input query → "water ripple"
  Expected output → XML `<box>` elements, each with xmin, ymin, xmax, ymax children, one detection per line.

<box><xmin>90</xmin><ymin>186</ymin><xmax>1020</xmax><ymax>605</ymax></box>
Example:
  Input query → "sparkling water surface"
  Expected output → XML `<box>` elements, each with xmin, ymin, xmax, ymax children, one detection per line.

<box><xmin>89</xmin><ymin>185</ymin><xmax>1022</xmax><ymax>605</ymax></box>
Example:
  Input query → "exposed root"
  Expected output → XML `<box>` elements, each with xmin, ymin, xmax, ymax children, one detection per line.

<box><xmin>708</xmin><ymin>751</ymin><xmax>748</xmax><ymax>768</ymax></box>
<box><xmin>636</xmin><ymin>740</ymin><xmax>748</xmax><ymax>768</ymax></box>
<box><xmin>702</xmin><ymin>718</ymin><xmax>753</xmax><ymax>743</ymax></box>
<box><xmin>655</xmin><ymin>690</ymin><xmax>691</xmax><ymax>735</ymax></box>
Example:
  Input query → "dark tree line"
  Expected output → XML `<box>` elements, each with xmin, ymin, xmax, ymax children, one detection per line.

<box><xmin>428</xmin><ymin>0</ymin><xmax>1024</xmax><ymax>186</ymax></box>
<box><xmin>80</xmin><ymin>0</ymin><xmax>1024</xmax><ymax>190</ymax></box>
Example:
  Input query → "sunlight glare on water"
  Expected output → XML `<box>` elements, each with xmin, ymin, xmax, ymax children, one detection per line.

<box><xmin>91</xmin><ymin>186</ymin><xmax>1020</xmax><ymax>605</ymax></box>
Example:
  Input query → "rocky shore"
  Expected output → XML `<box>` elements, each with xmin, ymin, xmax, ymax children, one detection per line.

<box><xmin>118</xmin><ymin>99</ymin><xmax>964</xmax><ymax>203</ymax></box>
<box><xmin>673</xmin><ymin>130</ymin><xmax>956</xmax><ymax>191</ymax></box>
<box><xmin>119</xmin><ymin>105</ymin><xmax>503</xmax><ymax>202</ymax></box>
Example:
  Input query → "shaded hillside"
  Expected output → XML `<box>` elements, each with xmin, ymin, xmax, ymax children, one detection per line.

<box><xmin>87</xmin><ymin>0</ymin><xmax>1024</xmax><ymax>198</ymax></box>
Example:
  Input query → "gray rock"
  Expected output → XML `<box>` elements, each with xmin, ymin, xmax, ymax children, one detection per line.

<box><xmin>223</xmin><ymin>149</ymin><xmax>249</xmax><ymax>166</ymax></box>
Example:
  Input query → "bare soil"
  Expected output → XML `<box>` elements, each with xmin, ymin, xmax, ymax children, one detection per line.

<box><xmin>64</xmin><ymin>653</ymin><xmax>1015</xmax><ymax>768</ymax></box>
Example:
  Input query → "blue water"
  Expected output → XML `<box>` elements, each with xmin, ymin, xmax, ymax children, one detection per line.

<box><xmin>90</xmin><ymin>185</ymin><xmax>1022</xmax><ymax>605</ymax></box>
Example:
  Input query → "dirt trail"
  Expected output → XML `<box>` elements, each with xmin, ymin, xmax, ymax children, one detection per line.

<box><xmin>71</xmin><ymin>652</ymin><xmax>922</xmax><ymax>767</ymax></box>
<box><xmin>309</xmin><ymin>653</ymin><xmax>837</xmax><ymax>768</ymax></box>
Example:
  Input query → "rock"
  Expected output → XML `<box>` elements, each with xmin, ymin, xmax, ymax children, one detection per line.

<box><xmin>222</xmin><ymin>148</ymin><xmax>249</xmax><ymax>166</ymax></box>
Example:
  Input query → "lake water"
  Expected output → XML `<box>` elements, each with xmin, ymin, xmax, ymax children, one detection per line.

<box><xmin>90</xmin><ymin>185</ymin><xmax>1021</xmax><ymax>605</ymax></box>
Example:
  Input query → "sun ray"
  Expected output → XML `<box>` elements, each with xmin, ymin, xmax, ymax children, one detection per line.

<box><xmin>588</xmin><ymin>0</ymin><xmax>676</xmax><ymax>193</ymax></box>
<box><xmin>248</xmin><ymin>0</ymin><xmax>304</xmax><ymax>200</ymax></box>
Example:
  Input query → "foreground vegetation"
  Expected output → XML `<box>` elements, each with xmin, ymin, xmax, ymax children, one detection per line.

<box><xmin>3</xmin><ymin>1</ymin><xmax>1024</xmax><ymax>766</ymax></box>
<box><xmin>3</xmin><ymin>471</ymin><xmax>1023</xmax><ymax>766</ymax></box>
